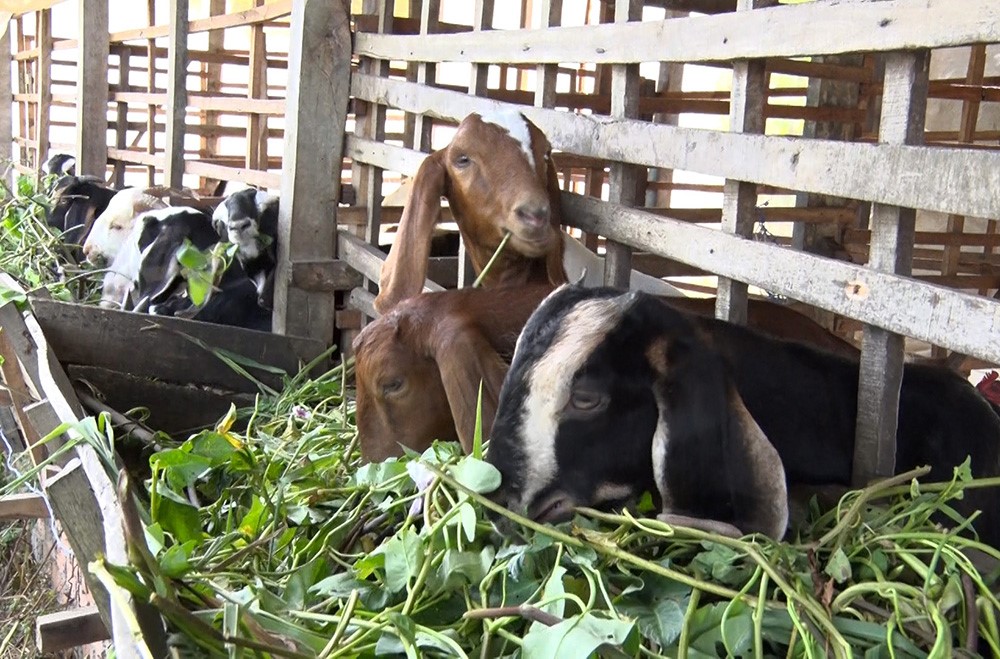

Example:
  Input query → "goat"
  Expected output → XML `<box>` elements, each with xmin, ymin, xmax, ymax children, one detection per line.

<box><xmin>42</xmin><ymin>152</ymin><xmax>76</xmax><ymax>177</ymax></box>
<box><xmin>46</xmin><ymin>176</ymin><xmax>118</xmax><ymax>252</ymax></box>
<box><xmin>134</xmin><ymin>207</ymin><xmax>271</xmax><ymax>331</ymax></box>
<box><xmin>353</xmin><ymin>284</ymin><xmax>555</xmax><ymax>462</ymax></box>
<box><xmin>83</xmin><ymin>186</ymin><xmax>170</xmax><ymax>266</ymax></box>
<box><xmin>486</xmin><ymin>285</ymin><xmax>1000</xmax><ymax>546</ymax></box>
<box><xmin>374</xmin><ymin>111</ymin><xmax>857</xmax><ymax>355</ymax></box>
<box><xmin>375</xmin><ymin>110</ymin><xmax>568</xmax><ymax>313</ymax></box>
<box><xmin>353</xmin><ymin>282</ymin><xmax>857</xmax><ymax>463</ymax></box>
<box><xmin>211</xmin><ymin>187</ymin><xmax>279</xmax><ymax>309</ymax></box>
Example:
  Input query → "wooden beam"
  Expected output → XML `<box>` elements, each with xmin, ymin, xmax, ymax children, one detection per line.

<box><xmin>337</xmin><ymin>230</ymin><xmax>444</xmax><ymax>295</ymax></box>
<box><xmin>108</xmin><ymin>0</ymin><xmax>292</xmax><ymax>43</ymax></box>
<box><xmin>715</xmin><ymin>0</ymin><xmax>772</xmax><ymax>324</ymax></box>
<box><xmin>0</xmin><ymin>22</ymin><xmax>12</xmax><ymax>188</ymax></box>
<box><xmin>35</xmin><ymin>8</ymin><xmax>51</xmax><ymax>179</ymax></box>
<box><xmin>351</xmin><ymin>74</ymin><xmax>1000</xmax><ymax>220</ymax></box>
<box><xmin>35</xmin><ymin>607</ymin><xmax>108</xmax><ymax>653</ymax></box>
<box><xmin>0</xmin><ymin>493</ymin><xmax>49</xmax><ymax>520</ymax></box>
<box><xmin>164</xmin><ymin>0</ymin><xmax>189</xmax><ymax>188</ymax></box>
<box><xmin>198</xmin><ymin>0</ymin><xmax>226</xmax><ymax>193</ymax></box>
<box><xmin>273</xmin><ymin>0</ymin><xmax>351</xmax><ymax>343</ymax></box>
<box><xmin>246</xmin><ymin>0</ymin><xmax>268</xmax><ymax>174</ymax></box>
<box><xmin>604</xmin><ymin>0</ymin><xmax>640</xmax><ymax>288</ymax></box>
<box><xmin>76</xmin><ymin>0</ymin><xmax>109</xmax><ymax>178</ymax></box>
<box><xmin>853</xmin><ymin>51</ymin><xmax>929</xmax><ymax>486</ymax></box>
<box><xmin>355</xmin><ymin>0</ymin><xmax>1000</xmax><ymax>65</ymax></box>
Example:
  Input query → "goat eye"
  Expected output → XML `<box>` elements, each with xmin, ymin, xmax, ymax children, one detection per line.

<box><xmin>454</xmin><ymin>154</ymin><xmax>471</xmax><ymax>168</ymax></box>
<box><xmin>382</xmin><ymin>378</ymin><xmax>404</xmax><ymax>396</ymax></box>
<box><xmin>568</xmin><ymin>390</ymin><xmax>606</xmax><ymax>412</ymax></box>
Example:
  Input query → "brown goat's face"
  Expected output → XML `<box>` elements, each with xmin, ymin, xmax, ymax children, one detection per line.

<box><xmin>353</xmin><ymin>315</ymin><xmax>457</xmax><ymax>462</ymax></box>
<box><xmin>444</xmin><ymin>112</ymin><xmax>561</xmax><ymax>262</ymax></box>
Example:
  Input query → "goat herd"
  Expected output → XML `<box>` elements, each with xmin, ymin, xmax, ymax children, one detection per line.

<box><xmin>38</xmin><ymin>109</ymin><xmax>1000</xmax><ymax>548</ymax></box>
<box><xmin>43</xmin><ymin>154</ymin><xmax>278</xmax><ymax>331</ymax></box>
<box><xmin>354</xmin><ymin>110</ymin><xmax>1000</xmax><ymax>549</ymax></box>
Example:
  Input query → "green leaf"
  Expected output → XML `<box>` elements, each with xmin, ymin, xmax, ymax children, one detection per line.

<box><xmin>458</xmin><ymin>501</ymin><xmax>477</xmax><ymax>542</ymax></box>
<box><xmin>472</xmin><ymin>381</ymin><xmax>485</xmax><ymax>459</ymax></box>
<box><xmin>383</xmin><ymin>527</ymin><xmax>423</xmax><ymax>593</ymax></box>
<box><xmin>283</xmin><ymin>557</ymin><xmax>329</xmax><ymax>610</ymax></box>
<box><xmin>617</xmin><ymin>575</ymin><xmax>690</xmax><ymax>647</ymax></box>
<box><xmin>150</xmin><ymin>449</ymin><xmax>211</xmax><ymax>489</ymax></box>
<box><xmin>160</xmin><ymin>541</ymin><xmax>195</xmax><ymax>578</ymax></box>
<box><xmin>449</xmin><ymin>457</ymin><xmax>501</xmax><ymax>493</ymax></box>
<box><xmin>539</xmin><ymin>564</ymin><xmax>567</xmax><ymax>618</ymax></box>
<box><xmin>825</xmin><ymin>547</ymin><xmax>852</xmax><ymax>584</ymax></box>
<box><xmin>153</xmin><ymin>497</ymin><xmax>203</xmax><ymax>545</ymax></box>
<box><xmin>522</xmin><ymin>612</ymin><xmax>634</xmax><ymax>659</ymax></box>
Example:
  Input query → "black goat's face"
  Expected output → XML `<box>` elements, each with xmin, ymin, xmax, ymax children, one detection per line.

<box><xmin>487</xmin><ymin>286</ymin><xmax>660</xmax><ymax>528</ymax></box>
<box><xmin>486</xmin><ymin>285</ymin><xmax>789</xmax><ymax>540</ymax></box>
<box><xmin>212</xmin><ymin>188</ymin><xmax>269</xmax><ymax>258</ymax></box>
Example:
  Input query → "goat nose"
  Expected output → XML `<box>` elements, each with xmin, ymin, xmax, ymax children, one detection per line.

<box><xmin>515</xmin><ymin>204</ymin><xmax>551</xmax><ymax>228</ymax></box>
<box><xmin>230</xmin><ymin>218</ymin><xmax>253</xmax><ymax>231</ymax></box>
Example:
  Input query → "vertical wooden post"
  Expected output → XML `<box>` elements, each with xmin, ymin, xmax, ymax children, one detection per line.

<box><xmin>603</xmin><ymin>0</ymin><xmax>641</xmax><ymax>288</ymax></box>
<box><xmin>77</xmin><ymin>0</ymin><xmax>110</xmax><ymax>178</ymax></box>
<box><xmin>533</xmin><ymin>0</ymin><xmax>560</xmax><ymax>109</ymax></box>
<box><xmin>715</xmin><ymin>0</ymin><xmax>771</xmax><ymax>324</ymax></box>
<box><xmin>112</xmin><ymin>48</ymin><xmax>131</xmax><ymax>187</ymax></box>
<box><xmin>247</xmin><ymin>0</ymin><xmax>268</xmax><ymax>175</ymax></box>
<box><xmin>164</xmin><ymin>0</ymin><xmax>189</xmax><ymax>188</ymax></box>
<box><xmin>145</xmin><ymin>0</ymin><xmax>157</xmax><ymax>186</ymax></box>
<box><xmin>853</xmin><ymin>50</ymin><xmax>929</xmax><ymax>486</ymax></box>
<box><xmin>274</xmin><ymin>0</ymin><xmax>351</xmax><ymax>343</ymax></box>
<box><xmin>411</xmin><ymin>0</ymin><xmax>438</xmax><ymax>152</ymax></box>
<box><xmin>457</xmin><ymin>0</ymin><xmax>494</xmax><ymax>287</ymax></box>
<box><xmin>0</xmin><ymin>17</ymin><xmax>12</xmax><ymax>184</ymax></box>
<box><xmin>200</xmin><ymin>0</ymin><xmax>226</xmax><ymax>193</ymax></box>
<box><xmin>35</xmin><ymin>8</ymin><xmax>51</xmax><ymax>179</ymax></box>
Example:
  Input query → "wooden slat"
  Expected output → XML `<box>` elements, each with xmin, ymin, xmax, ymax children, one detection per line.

<box><xmin>77</xmin><ymin>0</ymin><xmax>109</xmax><ymax>178</ymax></box>
<box><xmin>0</xmin><ymin>493</ymin><xmax>49</xmax><ymax>520</ymax></box>
<box><xmin>355</xmin><ymin>0</ymin><xmax>1000</xmax><ymax>65</ymax></box>
<box><xmin>107</xmin><ymin>146</ymin><xmax>165</xmax><ymax>168</ymax></box>
<box><xmin>351</xmin><ymin>74</ymin><xmax>1000</xmax><ymax>220</ymax></box>
<box><xmin>273</xmin><ymin>0</ymin><xmax>350</xmax><ymax>343</ymax></box>
<box><xmin>853</xmin><ymin>51</ymin><xmax>930</xmax><ymax>486</ymax></box>
<box><xmin>35</xmin><ymin>607</ymin><xmax>108</xmax><ymax>653</ymax></box>
<box><xmin>716</xmin><ymin>0</ymin><xmax>772</xmax><ymax>323</ymax></box>
<box><xmin>562</xmin><ymin>191</ymin><xmax>1000</xmax><ymax>363</ymax></box>
<box><xmin>109</xmin><ymin>0</ymin><xmax>292</xmax><ymax>43</ymax></box>
<box><xmin>337</xmin><ymin>231</ymin><xmax>444</xmax><ymax>295</ymax></box>
<box><xmin>0</xmin><ymin>25</ymin><xmax>11</xmax><ymax>186</ymax></box>
<box><xmin>35</xmin><ymin>8</ymin><xmax>51</xmax><ymax>178</ymax></box>
<box><xmin>183</xmin><ymin>159</ymin><xmax>280</xmax><ymax>189</ymax></box>
<box><xmin>165</xmin><ymin>0</ymin><xmax>189</xmax><ymax>188</ymax></box>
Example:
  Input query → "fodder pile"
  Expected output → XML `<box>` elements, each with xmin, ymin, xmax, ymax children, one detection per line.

<box><xmin>25</xmin><ymin>362</ymin><xmax>993</xmax><ymax>658</ymax></box>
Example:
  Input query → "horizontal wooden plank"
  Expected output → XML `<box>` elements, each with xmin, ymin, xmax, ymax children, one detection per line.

<box><xmin>337</xmin><ymin>230</ymin><xmax>445</xmax><ymax>293</ymax></box>
<box><xmin>351</xmin><ymin>74</ymin><xmax>1000</xmax><ymax>219</ymax></box>
<box><xmin>109</xmin><ymin>0</ymin><xmax>292</xmax><ymax>43</ymax></box>
<box><xmin>107</xmin><ymin>147</ymin><xmax>164</xmax><ymax>168</ymax></box>
<box><xmin>0</xmin><ymin>493</ymin><xmax>49</xmax><ymax>520</ymax></box>
<box><xmin>183</xmin><ymin>160</ymin><xmax>281</xmax><ymax>189</ymax></box>
<box><xmin>36</xmin><ymin>607</ymin><xmax>108</xmax><ymax>653</ymax></box>
<box><xmin>29</xmin><ymin>298</ymin><xmax>325</xmax><ymax>394</ymax></box>
<box><xmin>355</xmin><ymin>0</ymin><xmax>1000</xmax><ymax>65</ymax></box>
<box><xmin>292</xmin><ymin>259</ymin><xmax>364</xmax><ymax>292</ymax></box>
<box><xmin>561</xmin><ymin>192</ymin><xmax>1000</xmax><ymax>364</ymax></box>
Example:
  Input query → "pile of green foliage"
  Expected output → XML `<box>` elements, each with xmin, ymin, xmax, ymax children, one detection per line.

<box><xmin>37</xmin><ymin>360</ymin><xmax>992</xmax><ymax>658</ymax></box>
<box><xmin>0</xmin><ymin>172</ymin><xmax>103</xmax><ymax>305</ymax></box>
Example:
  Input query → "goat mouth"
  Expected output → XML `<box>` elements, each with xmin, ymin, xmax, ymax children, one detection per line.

<box><xmin>508</xmin><ymin>229</ymin><xmax>556</xmax><ymax>257</ymax></box>
<box><xmin>528</xmin><ymin>491</ymin><xmax>576</xmax><ymax>524</ymax></box>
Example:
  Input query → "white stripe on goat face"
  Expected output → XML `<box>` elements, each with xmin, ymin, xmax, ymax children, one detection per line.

<box><xmin>516</xmin><ymin>297</ymin><xmax>631</xmax><ymax>512</ymax></box>
<box><xmin>480</xmin><ymin>109</ymin><xmax>536</xmax><ymax>171</ymax></box>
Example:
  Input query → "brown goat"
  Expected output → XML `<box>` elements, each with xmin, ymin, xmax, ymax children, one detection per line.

<box><xmin>354</xmin><ymin>284</ymin><xmax>555</xmax><ymax>462</ymax></box>
<box><xmin>354</xmin><ymin>285</ymin><xmax>859</xmax><ymax>462</ymax></box>
<box><xmin>375</xmin><ymin>111</ymin><xmax>568</xmax><ymax>314</ymax></box>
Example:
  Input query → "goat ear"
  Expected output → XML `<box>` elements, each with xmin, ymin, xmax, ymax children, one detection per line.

<box><xmin>649</xmin><ymin>337</ymin><xmax>788</xmax><ymax>539</ymax></box>
<box><xmin>429</xmin><ymin>322</ymin><xmax>508</xmax><ymax>454</ymax></box>
<box><xmin>544</xmin><ymin>153</ymin><xmax>569</xmax><ymax>286</ymax></box>
<box><xmin>375</xmin><ymin>150</ymin><xmax>448</xmax><ymax>314</ymax></box>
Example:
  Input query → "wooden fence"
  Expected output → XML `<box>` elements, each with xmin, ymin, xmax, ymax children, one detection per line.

<box><xmin>3</xmin><ymin>0</ymin><xmax>1000</xmax><ymax>483</ymax></box>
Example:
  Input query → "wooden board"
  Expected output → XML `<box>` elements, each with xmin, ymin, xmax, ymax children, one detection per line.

<box><xmin>29</xmin><ymin>298</ymin><xmax>326</xmax><ymax>394</ymax></box>
<box><xmin>355</xmin><ymin>0</ymin><xmax>1000</xmax><ymax>65</ymax></box>
<box><xmin>36</xmin><ymin>607</ymin><xmax>108</xmax><ymax>653</ymax></box>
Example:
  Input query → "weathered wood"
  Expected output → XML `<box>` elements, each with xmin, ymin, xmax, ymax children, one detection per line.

<box><xmin>77</xmin><ymin>0</ymin><xmax>109</xmax><ymax>178</ymax></box>
<box><xmin>348</xmin><ymin>287</ymin><xmax>378</xmax><ymax>319</ymax></box>
<box><xmin>28</xmin><ymin>298</ymin><xmax>325</xmax><ymax>394</ymax></box>
<box><xmin>604</xmin><ymin>0</ymin><xmax>640</xmax><ymax>288</ymax></box>
<box><xmin>0</xmin><ymin>493</ymin><xmax>49</xmax><ymax>520</ymax></box>
<box><xmin>292</xmin><ymin>259</ymin><xmax>365</xmax><ymax>293</ymax></box>
<box><xmin>108</xmin><ymin>0</ymin><xmax>292</xmax><ymax>43</ymax></box>
<box><xmin>36</xmin><ymin>606</ymin><xmax>108</xmax><ymax>653</ymax></box>
<box><xmin>337</xmin><ymin>230</ymin><xmax>444</xmax><ymax>295</ymax></box>
<box><xmin>35</xmin><ymin>8</ymin><xmax>51</xmax><ymax>179</ymax></box>
<box><xmin>246</xmin><ymin>0</ymin><xmax>268</xmax><ymax>173</ymax></box>
<box><xmin>274</xmin><ymin>0</ymin><xmax>351</xmax><ymax>343</ymax></box>
<box><xmin>68</xmin><ymin>365</ymin><xmax>255</xmax><ymax>436</ymax></box>
<box><xmin>853</xmin><ymin>50</ymin><xmax>929</xmax><ymax>486</ymax></box>
<box><xmin>183</xmin><ymin>159</ymin><xmax>280</xmax><ymax>188</ymax></box>
<box><xmin>351</xmin><ymin>74</ymin><xmax>1000</xmax><ymax>220</ymax></box>
<box><xmin>145</xmin><ymin>0</ymin><xmax>157</xmax><ymax>185</ymax></box>
<box><xmin>356</xmin><ymin>0</ymin><xmax>1000</xmax><ymax>65</ymax></box>
<box><xmin>164</xmin><ymin>0</ymin><xmax>189</xmax><ymax>188</ymax></box>
<box><xmin>561</xmin><ymin>192</ymin><xmax>1000</xmax><ymax>365</ymax></box>
<box><xmin>112</xmin><ymin>49</ymin><xmax>131</xmax><ymax>187</ymax></box>
<box><xmin>715</xmin><ymin>0</ymin><xmax>772</xmax><ymax>323</ymax></box>
<box><xmin>198</xmin><ymin>0</ymin><xmax>227</xmax><ymax>192</ymax></box>
<box><xmin>0</xmin><ymin>23</ymin><xmax>12</xmax><ymax>187</ymax></box>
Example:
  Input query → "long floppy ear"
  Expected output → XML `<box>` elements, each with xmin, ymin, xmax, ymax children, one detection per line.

<box><xmin>544</xmin><ymin>150</ymin><xmax>569</xmax><ymax>286</ymax></box>
<box><xmin>429</xmin><ymin>321</ymin><xmax>509</xmax><ymax>454</ymax></box>
<box><xmin>375</xmin><ymin>150</ymin><xmax>448</xmax><ymax>314</ymax></box>
<box><xmin>648</xmin><ymin>336</ymin><xmax>788</xmax><ymax>539</ymax></box>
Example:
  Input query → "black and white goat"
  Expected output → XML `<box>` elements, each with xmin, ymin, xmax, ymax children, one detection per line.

<box><xmin>486</xmin><ymin>285</ymin><xmax>1000</xmax><ymax>545</ymax></box>
<box><xmin>46</xmin><ymin>176</ymin><xmax>118</xmax><ymax>252</ymax></box>
<box><xmin>211</xmin><ymin>187</ymin><xmax>278</xmax><ymax>310</ymax></box>
<box><xmin>134</xmin><ymin>207</ymin><xmax>271</xmax><ymax>331</ymax></box>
